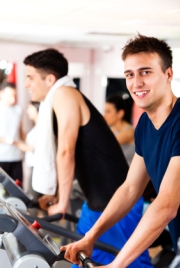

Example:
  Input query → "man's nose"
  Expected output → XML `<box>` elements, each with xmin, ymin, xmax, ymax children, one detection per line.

<box><xmin>133</xmin><ymin>74</ymin><xmax>144</xmax><ymax>88</ymax></box>
<box><xmin>24</xmin><ymin>80</ymin><xmax>29</xmax><ymax>88</ymax></box>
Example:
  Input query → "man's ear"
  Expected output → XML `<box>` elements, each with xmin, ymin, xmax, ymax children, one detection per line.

<box><xmin>46</xmin><ymin>74</ymin><xmax>56</xmax><ymax>87</ymax></box>
<box><xmin>166</xmin><ymin>67</ymin><xmax>173</xmax><ymax>83</ymax></box>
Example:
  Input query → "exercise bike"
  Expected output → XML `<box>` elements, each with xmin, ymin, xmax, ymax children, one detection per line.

<box><xmin>0</xmin><ymin>198</ymin><xmax>119</xmax><ymax>268</ymax></box>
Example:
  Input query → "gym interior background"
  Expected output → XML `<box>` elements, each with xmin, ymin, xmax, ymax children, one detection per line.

<box><xmin>1</xmin><ymin>1</ymin><xmax>180</xmax><ymax>267</ymax></box>
<box><xmin>0</xmin><ymin>0</ymin><xmax>180</xmax><ymax>132</ymax></box>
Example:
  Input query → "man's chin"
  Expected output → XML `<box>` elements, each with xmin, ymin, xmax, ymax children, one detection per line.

<box><xmin>31</xmin><ymin>96</ymin><xmax>38</xmax><ymax>102</ymax></box>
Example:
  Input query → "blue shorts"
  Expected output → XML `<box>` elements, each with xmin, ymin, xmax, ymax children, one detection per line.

<box><xmin>72</xmin><ymin>199</ymin><xmax>153</xmax><ymax>268</ymax></box>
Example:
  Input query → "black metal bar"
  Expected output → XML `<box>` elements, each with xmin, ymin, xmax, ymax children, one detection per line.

<box><xmin>41</xmin><ymin>213</ymin><xmax>79</xmax><ymax>223</ymax></box>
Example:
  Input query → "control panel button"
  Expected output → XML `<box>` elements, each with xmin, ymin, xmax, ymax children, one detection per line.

<box><xmin>31</xmin><ymin>221</ymin><xmax>42</xmax><ymax>230</ymax></box>
<box><xmin>15</xmin><ymin>179</ymin><xmax>22</xmax><ymax>187</ymax></box>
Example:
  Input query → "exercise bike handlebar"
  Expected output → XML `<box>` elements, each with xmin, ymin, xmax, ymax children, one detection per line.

<box><xmin>0</xmin><ymin>209</ymin><xmax>96</xmax><ymax>267</ymax></box>
<box><xmin>23</xmin><ymin>213</ymin><xmax>119</xmax><ymax>256</ymax></box>
<box><xmin>58</xmin><ymin>251</ymin><xmax>96</xmax><ymax>267</ymax></box>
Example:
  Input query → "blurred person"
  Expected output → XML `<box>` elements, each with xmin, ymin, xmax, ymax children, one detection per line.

<box><xmin>14</xmin><ymin>102</ymin><xmax>40</xmax><ymax>200</ymax></box>
<box><xmin>104</xmin><ymin>95</ymin><xmax>157</xmax><ymax>204</ymax></box>
<box><xmin>104</xmin><ymin>94</ymin><xmax>134</xmax><ymax>165</ymax></box>
<box><xmin>0</xmin><ymin>81</ymin><xmax>25</xmax><ymax>182</ymax></box>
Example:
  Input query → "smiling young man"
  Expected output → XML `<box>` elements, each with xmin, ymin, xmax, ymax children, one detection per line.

<box><xmin>61</xmin><ymin>34</ymin><xmax>180</xmax><ymax>267</ymax></box>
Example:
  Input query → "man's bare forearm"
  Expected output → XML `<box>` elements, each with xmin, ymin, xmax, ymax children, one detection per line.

<box><xmin>109</xmin><ymin>197</ymin><xmax>176</xmax><ymax>267</ymax></box>
<box><xmin>56</xmin><ymin>150</ymin><xmax>75</xmax><ymax>213</ymax></box>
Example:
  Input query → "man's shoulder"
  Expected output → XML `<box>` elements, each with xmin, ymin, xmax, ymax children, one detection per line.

<box><xmin>54</xmin><ymin>85</ymin><xmax>80</xmax><ymax>99</ymax></box>
<box><xmin>136</xmin><ymin>112</ymin><xmax>148</xmax><ymax>127</ymax></box>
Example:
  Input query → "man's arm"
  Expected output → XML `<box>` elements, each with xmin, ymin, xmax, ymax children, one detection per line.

<box><xmin>0</xmin><ymin>122</ymin><xmax>25</xmax><ymax>145</ymax></box>
<box><xmin>61</xmin><ymin>153</ymin><xmax>150</xmax><ymax>264</ymax></box>
<box><xmin>0</xmin><ymin>137</ymin><xmax>7</xmax><ymax>143</ymax></box>
<box><xmin>13</xmin><ymin>140</ymin><xmax>34</xmax><ymax>152</ymax></box>
<box><xmin>108</xmin><ymin>155</ymin><xmax>180</xmax><ymax>267</ymax></box>
<box><xmin>19</xmin><ymin>122</ymin><xmax>26</xmax><ymax>141</ymax></box>
<box><xmin>48</xmin><ymin>87</ymin><xmax>81</xmax><ymax>216</ymax></box>
<box><xmin>0</xmin><ymin>137</ymin><xmax>14</xmax><ymax>144</ymax></box>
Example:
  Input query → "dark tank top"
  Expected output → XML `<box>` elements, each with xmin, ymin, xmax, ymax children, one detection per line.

<box><xmin>53</xmin><ymin>94</ymin><xmax>129</xmax><ymax>211</ymax></box>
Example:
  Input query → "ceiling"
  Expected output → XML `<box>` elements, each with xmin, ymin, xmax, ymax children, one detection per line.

<box><xmin>0</xmin><ymin>0</ymin><xmax>180</xmax><ymax>48</ymax></box>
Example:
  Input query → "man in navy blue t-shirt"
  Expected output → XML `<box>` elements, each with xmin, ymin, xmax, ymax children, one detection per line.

<box><xmin>62</xmin><ymin>34</ymin><xmax>180</xmax><ymax>268</ymax></box>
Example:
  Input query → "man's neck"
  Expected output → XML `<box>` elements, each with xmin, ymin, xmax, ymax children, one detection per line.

<box><xmin>147</xmin><ymin>95</ymin><xmax>177</xmax><ymax>130</ymax></box>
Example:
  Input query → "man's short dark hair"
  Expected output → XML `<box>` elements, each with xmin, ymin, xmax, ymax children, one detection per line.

<box><xmin>23</xmin><ymin>48</ymin><xmax>68</xmax><ymax>79</ymax></box>
<box><xmin>0</xmin><ymin>81</ymin><xmax>16</xmax><ymax>91</ymax></box>
<box><xmin>122</xmin><ymin>34</ymin><xmax>173</xmax><ymax>73</ymax></box>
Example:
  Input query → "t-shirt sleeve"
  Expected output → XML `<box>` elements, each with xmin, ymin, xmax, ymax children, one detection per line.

<box><xmin>171</xmin><ymin>118</ymin><xmax>180</xmax><ymax>157</ymax></box>
<box><xmin>134</xmin><ymin>120</ymin><xmax>143</xmax><ymax>157</ymax></box>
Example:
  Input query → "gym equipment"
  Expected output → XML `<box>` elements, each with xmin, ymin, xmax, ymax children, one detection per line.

<box><xmin>144</xmin><ymin>201</ymin><xmax>175</xmax><ymax>268</ymax></box>
<box><xmin>0</xmin><ymin>167</ymin><xmax>83</xmax><ymax>219</ymax></box>
<box><xmin>0</xmin><ymin>167</ymin><xmax>33</xmax><ymax>212</ymax></box>
<box><xmin>0</xmin><ymin>199</ymin><xmax>61</xmax><ymax>268</ymax></box>
<box><xmin>168</xmin><ymin>238</ymin><xmax>180</xmax><ymax>268</ymax></box>
<box><xmin>0</xmin><ymin>199</ymin><xmax>119</xmax><ymax>268</ymax></box>
<box><xmin>1</xmin><ymin>167</ymin><xmax>175</xmax><ymax>267</ymax></box>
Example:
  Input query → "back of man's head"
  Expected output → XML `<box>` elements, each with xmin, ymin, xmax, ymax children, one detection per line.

<box><xmin>23</xmin><ymin>48</ymin><xmax>68</xmax><ymax>79</ymax></box>
<box><xmin>122</xmin><ymin>34</ymin><xmax>173</xmax><ymax>73</ymax></box>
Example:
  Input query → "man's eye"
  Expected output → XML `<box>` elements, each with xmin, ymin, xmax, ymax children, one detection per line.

<box><xmin>126</xmin><ymin>73</ymin><xmax>133</xmax><ymax>78</ymax></box>
<box><xmin>142</xmin><ymin>71</ymin><xmax>150</xmax><ymax>75</ymax></box>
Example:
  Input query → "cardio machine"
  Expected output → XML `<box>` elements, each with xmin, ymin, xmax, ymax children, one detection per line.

<box><xmin>0</xmin><ymin>198</ymin><xmax>120</xmax><ymax>268</ymax></box>
<box><xmin>0</xmin><ymin>199</ymin><xmax>97</xmax><ymax>268</ymax></box>
<box><xmin>0</xmin><ymin>167</ymin><xmax>176</xmax><ymax>268</ymax></box>
<box><xmin>0</xmin><ymin>168</ymin><xmax>119</xmax><ymax>267</ymax></box>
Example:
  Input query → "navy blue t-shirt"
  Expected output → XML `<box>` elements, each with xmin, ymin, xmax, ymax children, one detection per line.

<box><xmin>135</xmin><ymin>98</ymin><xmax>180</xmax><ymax>251</ymax></box>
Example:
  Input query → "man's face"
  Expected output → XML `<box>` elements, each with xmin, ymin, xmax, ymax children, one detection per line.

<box><xmin>0</xmin><ymin>87</ymin><xmax>16</xmax><ymax>106</ymax></box>
<box><xmin>124</xmin><ymin>52</ymin><xmax>172</xmax><ymax>111</ymax></box>
<box><xmin>25</xmin><ymin>65</ymin><xmax>51</xmax><ymax>102</ymax></box>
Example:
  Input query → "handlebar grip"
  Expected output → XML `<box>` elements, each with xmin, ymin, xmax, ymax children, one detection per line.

<box><xmin>77</xmin><ymin>251</ymin><xmax>96</xmax><ymax>268</ymax></box>
<box><xmin>58</xmin><ymin>251</ymin><xmax>96</xmax><ymax>267</ymax></box>
<box><xmin>57</xmin><ymin>250</ymin><xmax>66</xmax><ymax>261</ymax></box>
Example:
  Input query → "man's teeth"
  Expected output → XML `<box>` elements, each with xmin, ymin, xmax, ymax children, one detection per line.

<box><xmin>135</xmin><ymin>91</ymin><xmax>147</xmax><ymax>96</ymax></box>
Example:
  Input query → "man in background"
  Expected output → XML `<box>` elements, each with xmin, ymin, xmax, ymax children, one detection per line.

<box><xmin>23</xmin><ymin>48</ymin><xmax>152</xmax><ymax>267</ymax></box>
<box><xmin>0</xmin><ymin>81</ymin><xmax>24</xmax><ymax>182</ymax></box>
